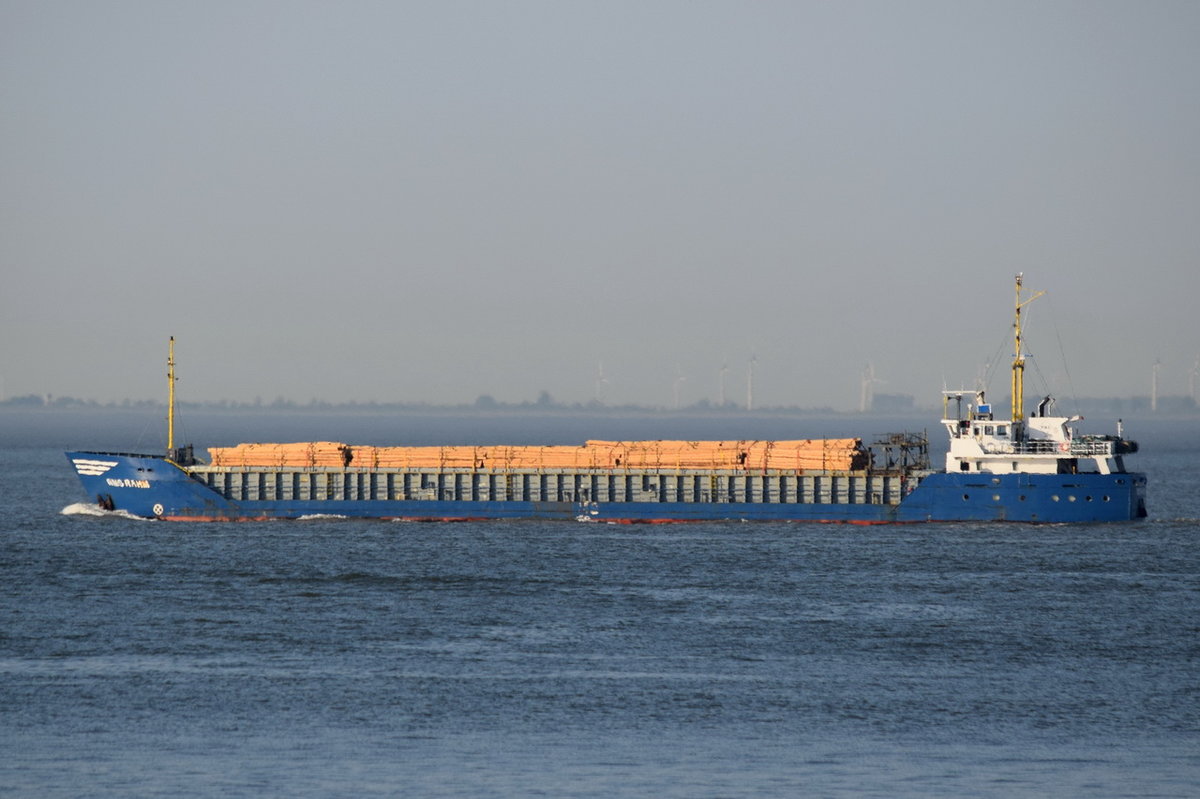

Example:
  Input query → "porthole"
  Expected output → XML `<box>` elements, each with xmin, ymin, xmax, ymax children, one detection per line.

<box><xmin>993</xmin><ymin>494</ymin><xmax>1001</xmax><ymax>502</ymax></box>
<box><xmin>962</xmin><ymin>494</ymin><xmax>970</xmax><ymax>501</ymax></box>
<box><xmin>1051</xmin><ymin>495</ymin><xmax>1060</xmax><ymax>502</ymax></box>
<box><xmin>1103</xmin><ymin>495</ymin><xmax>1111</xmax><ymax>502</ymax></box>
<box><xmin>1019</xmin><ymin>495</ymin><xmax>1026</xmax><ymax>501</ymax></box>
<box><xmin>1085</xmin><ymin>496</ymin><xmax>1093</xmax><ymax>502</ymax></box>
<box><xmin>1068</xmin><ymin>495</ymin><xmax>1076</xmax><ymax>502</ymax></box>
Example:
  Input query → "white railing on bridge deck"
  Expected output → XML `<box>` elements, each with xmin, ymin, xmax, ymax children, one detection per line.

<box><xmin>979</xmin><ymin>439</ymin><xmax>1114</xmax><ymax>457</ymax></box>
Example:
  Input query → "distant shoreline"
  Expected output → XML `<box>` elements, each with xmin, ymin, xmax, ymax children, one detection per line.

<box><xmin>2</xmin><ymin>399</ymin><xmax>1196</xmax><ymax>420</ymax></box>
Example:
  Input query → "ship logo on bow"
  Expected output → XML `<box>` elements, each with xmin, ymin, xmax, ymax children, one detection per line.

<box><xmin>72</xmin><ymin>458</ymin><xmax>119</xmax><ymax>476</ymax></box>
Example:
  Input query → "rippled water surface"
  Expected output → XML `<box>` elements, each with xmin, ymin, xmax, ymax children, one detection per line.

<box><xmin>2</xmin><ymin>411</ymin><xmax>1198</xmax><ymax>796</ymax></box>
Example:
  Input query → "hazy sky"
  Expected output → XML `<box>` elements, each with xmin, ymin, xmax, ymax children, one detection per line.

<box><xmin>3</xmin><ymin>1</ymin><xmax>1198</xmax><ymax>409</ymax></box>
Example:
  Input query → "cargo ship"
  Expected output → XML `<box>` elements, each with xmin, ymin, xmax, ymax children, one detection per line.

<box><xmin>67</xmin><ymin>276</ymin><xmax>1146</xmax><ymax>523</ymax></box>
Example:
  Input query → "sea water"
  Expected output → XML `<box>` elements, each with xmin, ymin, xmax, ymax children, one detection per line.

<box><xmin>2</xmin><ymin>410</ymin><xmax>1198</xmax><ymax>797</ymax></box>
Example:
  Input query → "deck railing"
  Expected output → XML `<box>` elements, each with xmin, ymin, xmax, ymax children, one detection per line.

<box><xmin>980</xmin><ymin>439</ymin><xmax>1114</xmax><ymax>457</ymax></box>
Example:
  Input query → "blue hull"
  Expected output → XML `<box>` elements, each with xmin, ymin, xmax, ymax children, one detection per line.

<box><xmin>67</xmin><ymin>452</ymin><xmax>1147</xmax><ymax>524</ymax></box>
<box><xmin>895</xmin><ymin>471</ymin><xmax>1147</xmax><ymax>523</ymax></box>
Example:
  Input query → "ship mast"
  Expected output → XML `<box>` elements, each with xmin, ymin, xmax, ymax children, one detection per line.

<box><xmin>167</xmin><ymin>336</ymin><xmax>176</xmax><ymax>454</ymax></box>
<box><xmin>1010</xmin><ymin>274</ymin><xmax>1044</xmax><ymax>423</ymax></box>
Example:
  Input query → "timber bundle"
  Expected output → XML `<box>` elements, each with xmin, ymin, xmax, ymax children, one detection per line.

<box><xmin>206</xmin><ymin>439</ymin><xmax>869</xmax><ymax>472</ymax></box>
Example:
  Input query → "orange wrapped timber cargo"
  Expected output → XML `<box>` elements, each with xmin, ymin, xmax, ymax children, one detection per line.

<box><xmin>584</xmin><ymin>438</ymin><xmax>865</xmax><ymax>471</ymax></box>
<box><xmin>207</xmin><ymin>441</ymin><xmax>352</xmax><ymax>468</ymax></box>
<box><xmin>207</xmin><ymin>438</ymin><xmax>867</xmax><ymax>472</ymax></box>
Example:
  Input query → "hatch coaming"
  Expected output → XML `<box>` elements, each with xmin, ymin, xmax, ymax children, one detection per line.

<box><xmin>184</xmin><ymin>463</ymin><xmax>921</xmax><ymax>508</ymax></box>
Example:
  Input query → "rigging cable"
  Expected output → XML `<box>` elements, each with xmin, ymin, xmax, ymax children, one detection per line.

<box><xmin>981</xmin><ymin>328</ymin><xmax>1010</xmax><ymax>396</ymax></box>
<box><xmin>1045</xmin><ymin>293</ymin><xmax>1082</xmax><ymax>417</ymax></box>
<box><xmin>1023</xmin><ymin>303</ymin><xmax>1054</xmax><ymax>411</ymax></box>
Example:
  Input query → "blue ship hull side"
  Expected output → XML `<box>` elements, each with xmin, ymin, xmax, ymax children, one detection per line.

<box><xmin>67</xmin><ymin>452</ymin><xmax>238</xmax><ymax>519</ymax></box>
<box><xmin>896</xmin><ymin>472</ymin><xmax>1148</xmax><ymax>523</ymax></box>
<box><xmin>66</xmin><ymin>452</ymin><xmax>1147</xmax><ymax>524</ymax></box>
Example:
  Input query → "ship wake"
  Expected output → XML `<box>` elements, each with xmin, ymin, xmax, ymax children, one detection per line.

<box><xmin>60</xmin><ymin>502</ymin><xmax>149</xmax><ymax>521</ymax></box>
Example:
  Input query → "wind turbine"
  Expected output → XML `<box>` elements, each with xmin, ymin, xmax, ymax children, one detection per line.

<box><xmin>746</xmin><ymin>354</ymin><xmax>757</xmax><ymax>411</ymax></box>
<box><xmin>594</xmin><ymin>361</ymin><xmax>609</xmax><ymax>404</ymax></box>
<box><xmin>1190</xmin><ymin>355</ymin><xmax>1199</xmax><ymax>405</ymax></box>
<box><xmin>672</xmin><ymin>364</ymin><xmax>687</xmax><ymax>410</ymax></box>
<box><xmin>1152</xmin><ymin>359</ymin><xmax>1162</xmax><ymax>413</ymax></box>
<box><xmin>860</xmin><ymin>363</ymin><xmax>884</xmax><ymax>413</ymax></box>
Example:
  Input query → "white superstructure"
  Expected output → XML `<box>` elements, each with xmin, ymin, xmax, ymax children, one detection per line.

<box><xmin>941</xmin><ymin>391</ymin><xmax>1131</xmax><ymax>475</ymax></box>
<box><xmin>940</xmin><ymin>274</ymin><xmax>1136</xmax><ymax>478</ymax></box>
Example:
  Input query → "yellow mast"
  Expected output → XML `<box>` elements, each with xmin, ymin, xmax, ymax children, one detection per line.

<box><xmin>167</xmin><ymin>336</ymin><xmax>176</xmax><ymax>453</ymax></box>
<box><xmin>1011</xmin><ymin>274</ymin><xmax>1045</xmax><ymax>422</ymax></box>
